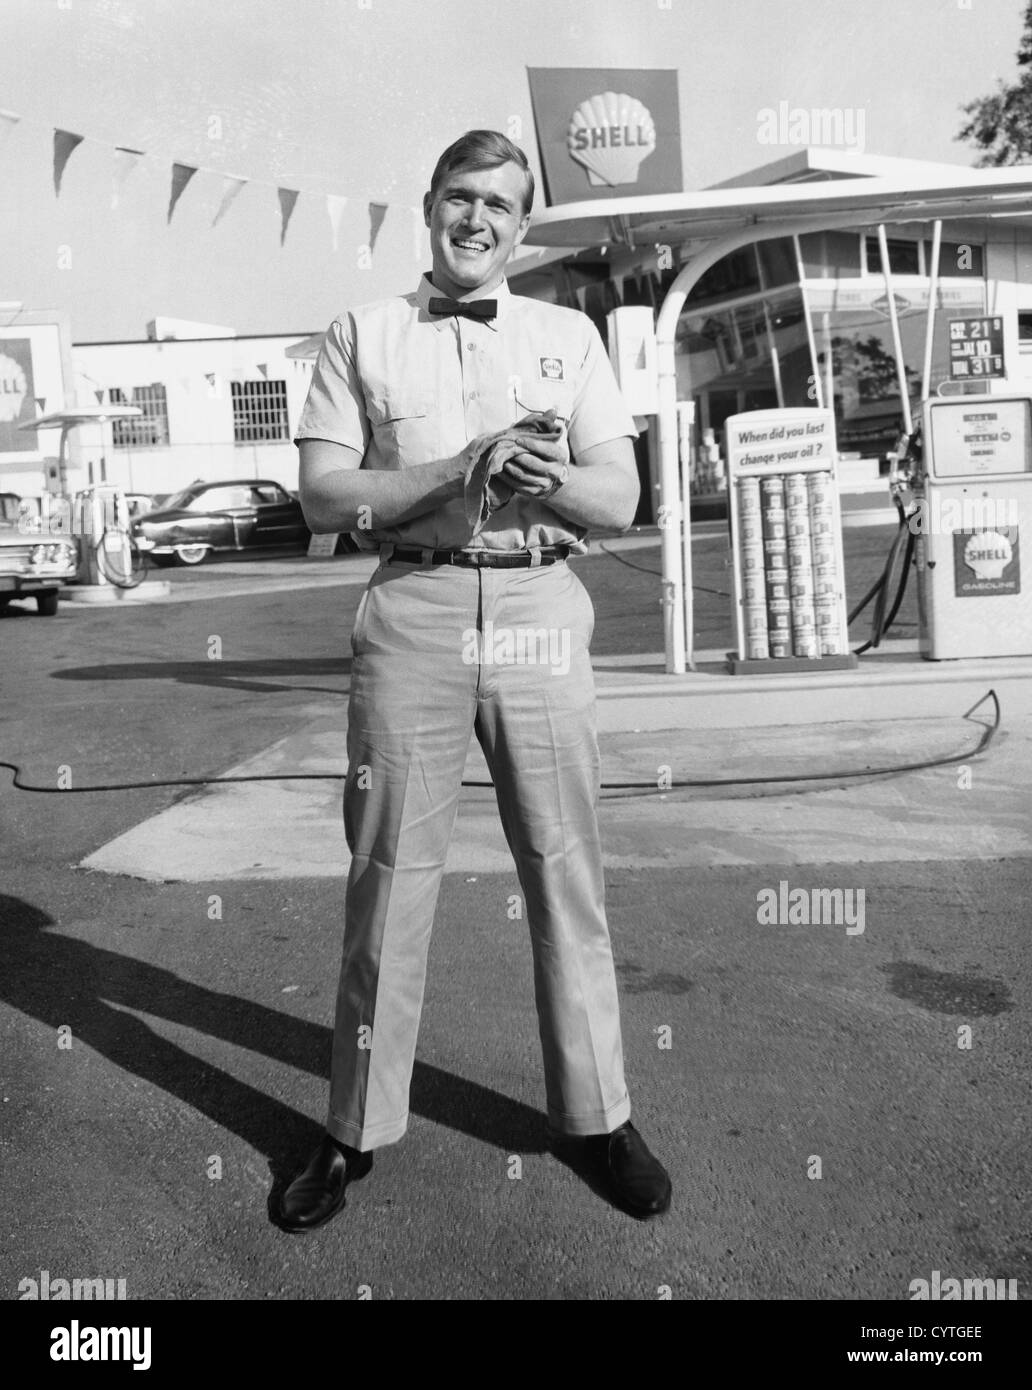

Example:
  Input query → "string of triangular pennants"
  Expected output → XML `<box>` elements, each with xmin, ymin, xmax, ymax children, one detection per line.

<box><xmin>30</xmin><ymin>355</ymin><xmax>318</xmax><ymax>417</ymax></box>
<box><xmin>0</xmin><ymin>106</ymin><xmax>416</xmax><ymax>255</ymax></box>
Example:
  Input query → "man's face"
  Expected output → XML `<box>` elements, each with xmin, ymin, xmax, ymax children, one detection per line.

<box><xmin>423</xmin><ymin>160</ymin><xmax>531</xmax><ymax>297</ymax></box>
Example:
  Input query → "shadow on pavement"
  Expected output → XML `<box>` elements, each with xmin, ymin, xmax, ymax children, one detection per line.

<box><xmin>0</xmin><ymin>893</ymin><xmax>549</xmax><ymax>1220</ymax></box>
<box><xmin>49</xmin><ymin>657</ymin><xmax>352</xmax><ymax>695</ymax></box>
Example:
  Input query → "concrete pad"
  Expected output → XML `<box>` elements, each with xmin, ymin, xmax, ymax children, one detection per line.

<box><xmin>81</xmin><ymin>702</ymin><xmax>1032</xmax><ymax>881</ymax></box>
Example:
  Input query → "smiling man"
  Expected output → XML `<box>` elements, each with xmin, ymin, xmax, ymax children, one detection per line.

<box><xmin>279</xmin><ymin>130</ymin><xmax>671</xmax><ymax>1232</ymax></box>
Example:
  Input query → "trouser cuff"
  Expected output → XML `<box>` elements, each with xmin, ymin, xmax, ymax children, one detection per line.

<box><xmin>326</xmin><ymin>1108</ymin><xmax>409</xmax><ymax>1154</ymax></box>
<box><xmin>547</xmin><ymin>1093</ymin><xmax>631</xmax><ymax>1138</ymax></box>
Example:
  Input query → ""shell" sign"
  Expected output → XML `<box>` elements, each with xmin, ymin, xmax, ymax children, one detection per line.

<box><xmin>566</xmin><ymin>92</ymin><xmax>657</xmax><ymax>188</ymax></box>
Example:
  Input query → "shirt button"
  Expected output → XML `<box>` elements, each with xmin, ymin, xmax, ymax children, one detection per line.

<box><xmin>469</xmin><ymin>391</ymin><xmax>478</xmax><ymax>400</ymax></box>
<box><xmin>466</xmin><ymin>341</ymin><xmax>476</xmax><ymax>351</ymax></box>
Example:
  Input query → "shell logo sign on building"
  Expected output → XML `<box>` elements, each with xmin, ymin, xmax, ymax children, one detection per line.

<box><xmin>566</xmin><ymin>92</ymin><xmax>657</xmax><ymax>188</ymax></box>
<box><xmin>0</xmin><ymin>351</ymin><xmax>28</xmax><ymax>423</ymax></box>
<box><xmin>527</xmin><ymin>68</ymin><xmax>681</xmax><ymax>205</ymax></box>
<box><xmin>0</xmin><ymin>339</ymin><xmax>36</xmax><ymax>454</ymax></box>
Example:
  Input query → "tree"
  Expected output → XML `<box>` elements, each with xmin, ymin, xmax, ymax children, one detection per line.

<box><xmin>958</xmin><ymin>1</ymin><xmax>1032</xmax><ymax>164</ymax></box>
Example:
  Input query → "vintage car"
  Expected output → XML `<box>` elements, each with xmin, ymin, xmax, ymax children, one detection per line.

<box><xmin>0</xmin><ymin>494</ymin><xmax>78</xmax><ymax>616</ymax></box>
<box><xmin>132</xmin><ymin>478</ymin><xmax>312</xmax><ymax>566</ymax></box>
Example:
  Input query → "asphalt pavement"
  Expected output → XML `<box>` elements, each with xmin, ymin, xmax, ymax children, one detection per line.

<box><xmin>1</xmin><ymin>521</ymin><xmax>1029</xmax><ymax>1305</ymax></box>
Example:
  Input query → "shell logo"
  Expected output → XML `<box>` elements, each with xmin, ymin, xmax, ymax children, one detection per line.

<box><xmin>566</xmin><ymin>92</ymin><xmax>657</xmax><ymax>188</ymax></box>
<box><xmin>964</xmin><ymin>529</ymin><xmax>1012</xmax><ymax>580</ymax></box>
<box><xmin>0</xmin><ymin>351</ymin><xmax>28</xmax><ymax>424</ymax></box>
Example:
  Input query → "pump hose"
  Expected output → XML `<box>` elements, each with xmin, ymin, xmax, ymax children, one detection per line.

<box><xmin>91</xmin><ymin>529</ymin><xmax>149</xmax><ymax>590</ymax></box>
<box><xmin>850</xmin><ymin>494</ymin><xmax>916</xmax><ymax>656</ymax></box>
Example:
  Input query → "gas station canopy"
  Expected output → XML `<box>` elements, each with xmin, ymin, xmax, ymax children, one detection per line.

<box><xmin>522</xmin><ymin>167</ymin><xmax>1032</xmax><ymax>249</ymax></box>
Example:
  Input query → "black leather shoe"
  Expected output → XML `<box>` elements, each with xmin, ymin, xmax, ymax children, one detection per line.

<box><xmin>277</xmin><ymin>1134</ymin><xmax>373</xmax><ymax>1233</ymax></box>
<box><xmin>586</xmin><ymin>1121</ymin><xmax>672</xmax><ymax>1218</ymax></box>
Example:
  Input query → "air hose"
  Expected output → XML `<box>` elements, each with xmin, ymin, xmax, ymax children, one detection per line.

<box><xmin>0</xmin><ymin>690</ymin><xmax>1000</xmax><ymax>797</ymax></box>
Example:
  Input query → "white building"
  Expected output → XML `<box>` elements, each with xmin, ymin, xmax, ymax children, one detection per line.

<box><xmin>71</xmin><ymin>320</ymin><xmax>318</xmax><ymax>498</ymax></box>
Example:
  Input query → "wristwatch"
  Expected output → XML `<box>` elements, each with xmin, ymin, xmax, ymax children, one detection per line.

<box><xmin>539</xmin><ymin>464</ymin><xmax>569</xmax><ymax>500</ymax></box>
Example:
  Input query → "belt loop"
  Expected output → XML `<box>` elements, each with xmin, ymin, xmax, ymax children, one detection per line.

<box><xmin>379</xmin><ymin>542</ymin><xmax>395</xmax><ymax>564</ymax></box>
<box><xmin>529</xmin><ymin>548</ymin><xmax>542</xmax><ymax>568</ymax></box>
<box><xmin>420</xmin><ymin>547</ymin><xmax>436</xmax><ymax>566</ymax></box>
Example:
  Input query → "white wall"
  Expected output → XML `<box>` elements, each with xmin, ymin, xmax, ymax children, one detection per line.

<box><xmin>72</xmin><ymin>334</ymin><xmax>317</xmax><ymax>496</ymax></box>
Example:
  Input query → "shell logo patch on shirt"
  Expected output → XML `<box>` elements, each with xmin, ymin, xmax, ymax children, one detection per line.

<box><xmin>539</xmin><ymin>356</ymin><xmax>565</xmax><ymax>381</ymax></box>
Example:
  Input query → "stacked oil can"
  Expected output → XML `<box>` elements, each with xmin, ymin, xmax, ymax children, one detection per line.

<box><xmin>736</xmin><ymin>471</ymin><xmax>845</xmax><ymax>660</ymax></box>
<box><xmin>725</xmin><ymin>409</ymin><xmax>856</xmax><ymax>673</ymax></box>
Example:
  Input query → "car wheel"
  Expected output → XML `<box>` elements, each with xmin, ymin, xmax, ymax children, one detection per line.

<box><xmin>36</xmin><ymin>591</ymin><xmax>59</xmax><ymax>616</ymax></box>
<box><xmin>173</xmin><ymin>544</ymin><xmax>208</xmax><ymax>566</ymax></box>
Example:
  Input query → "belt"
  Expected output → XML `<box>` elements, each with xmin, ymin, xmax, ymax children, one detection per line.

<box><xmin>386</xmin><ymin>545</ymin><xmax>571</xmax><ymax>569</ymax></box>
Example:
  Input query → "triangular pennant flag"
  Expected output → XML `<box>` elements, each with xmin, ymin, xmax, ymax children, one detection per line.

<box><xmin>368</xmin><ymin>202</ymin><xmax>388</xmax><ymax>254</ymax></box>
<box><xmin>35</xmin><ymin>396</ymin><xmax>47</xmax><ymax>414</ymax></box>
<box><xmin>326</xmin><ymin>194</ymin><xmax>347</xmax><ymax>252</ymax></box>
<box><xmin>411</xmin><ymin>205</ymin><xmax>424</xmax><ymax>262</ymax></box>
<box><xmin>212</xmin><ymin>175</ymin><xmax>247</xmax><ymax>227</ymax></box>
<box><xmin>278</xmin><ymin>187</ymin><xmax>299</xmax><ymax>245</ymax></box>
<box><xmin>94</xmin><ymin>389</ymin><xmax>105</xmax><ymax>404</ymax></box>
<box><xmin>256</xmin><ymin>363</ymin><xmax>268</xmax><ymax>380</ymax></box>
<box><xmin>205</xmin><ymin>372</ymin><xmax>221</xmax><ymax>397</ymax></box>
<box><xmin>168</xmin><ymin>162</ymin><xmax>198</xmax><ymax>222</ymax></box>
<box><xmin>0</xmin><ymin>109</ymin><xmax>20</xmax><ymax>150</ymax></box>
<box><xmin>111</xmin><ymin>146</ymin><xmax>145</xmax><ymax>209</ymax></box>
<box><xmin>53</xmin><ymin>129</ymin><xmax>85</xmax><ymax>195</ymax></box>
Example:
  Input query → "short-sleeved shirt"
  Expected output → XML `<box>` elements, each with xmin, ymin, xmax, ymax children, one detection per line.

<box><xmin>294</xmin><ymin>274</ymin><xmax>637</xmax><ymax>553</ymax></box>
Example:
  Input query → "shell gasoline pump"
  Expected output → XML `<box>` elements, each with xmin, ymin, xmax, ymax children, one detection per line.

<box><xmin>19</xmin><ymin>405</ymin><xmax>142</xmax><ymax>589</ymax></box>
<box><xmin>892</xmin><ymin>395</ymin><xmax>1032</xmax><ymax>659</ymax></box>
<box><xmin>75</xmin><ymin>483</ymin><xmax>135</xmax><ymax>587</ymax></box>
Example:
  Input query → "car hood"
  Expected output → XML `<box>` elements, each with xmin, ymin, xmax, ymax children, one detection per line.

<box><xmin>0</xmin><ymin>525</ymin><xmax>48</xmax><ymax>547</ymax></box>
<box><xmin>135</xmin><ymin>508</ymin><xmax>196</xmax><ymax>526</ymax></box>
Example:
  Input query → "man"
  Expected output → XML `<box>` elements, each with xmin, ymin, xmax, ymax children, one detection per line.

<box><xmin>279</xmin><ymin>130</ymin><xmax>671</xmax><ymax>1231</ymax></box>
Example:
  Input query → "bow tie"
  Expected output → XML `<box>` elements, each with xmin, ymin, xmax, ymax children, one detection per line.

<box><xmin>428</xmin><ymin>296</ymin><xmax>497</xmax><ymax>321</ymax></box>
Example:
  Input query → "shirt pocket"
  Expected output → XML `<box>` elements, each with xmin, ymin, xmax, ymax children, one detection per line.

<box><xmin>366</xmin><ymin>388</ymin><xmax>438</xmax><ymax>467</ymax></box>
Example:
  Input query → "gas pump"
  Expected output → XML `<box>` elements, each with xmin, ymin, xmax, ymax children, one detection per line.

<box><xmin>895</xmin><ymin>394</ymin><xmax>1032</xmax><ymax>659</ymax></box>
<box><xmin>74</xmin><ymin>483</ymin><xmax>136</xmax><ymax>587</ymax></box>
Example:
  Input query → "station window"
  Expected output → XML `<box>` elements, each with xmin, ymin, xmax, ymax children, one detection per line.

<box><xmin>109</xmin><ymin>384</ymin><xmax>169</xmax><ymax>448</ymax></box>
<box><xmin>796</xmin><ymin>231</ymin><xmax>862</xmax><ymax>279</ymax></box>
<box><xmin>756</xmin><ymin>238</ymin><xmax>798</xmax><ymax>288</ymax></box>
<box><xmin>689</xmin><ymin>246</ymin><xmax>761</xmax><ymax>306</ymax></box>
<box><xmin>863</xmin><ymin>235</ymin><xmax>921</xmax><ymax>277</ymax></box>
<box><xmin>1018</xmin><ymin>311</ymin><xmax>1032</xmax><ymax>346</ymax></box>
<box><xmin>231</xmin><ymin>379</ymin><xmax>290</xmax><ymax>443</ymax></box>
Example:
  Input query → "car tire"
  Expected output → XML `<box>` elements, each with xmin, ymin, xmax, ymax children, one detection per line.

<box><xmin>172</xmin><ymin>544</ymin><xmax>209</xmax><ymax>566</ymax></box>
<box><xmin>36</xmin><ymin>591</ymin><xmax>59</xmax><ymax>616</ymax></box>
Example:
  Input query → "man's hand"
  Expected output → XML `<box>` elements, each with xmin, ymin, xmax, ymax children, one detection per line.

<box><xmin>498</xmin><ymin>411</ymin><xmax>570</xmax><ymax>497</ymax></box>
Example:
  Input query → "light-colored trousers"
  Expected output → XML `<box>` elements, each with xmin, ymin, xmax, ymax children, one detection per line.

<box><xmin>326</xmin><ymin>555</ymin><xmax>631</xmax><ymax>1151</ymax></box>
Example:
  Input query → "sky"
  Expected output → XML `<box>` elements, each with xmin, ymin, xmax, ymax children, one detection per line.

<box><xmin>0</xmin><ymin>0</ymin><xmax>1027</xmax><ymax>342</ymax></box>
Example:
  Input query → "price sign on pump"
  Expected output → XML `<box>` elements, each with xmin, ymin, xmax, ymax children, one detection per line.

<box><xmin>948</xmin><ymin>317</ymin><xmax>1005</xmax><ymax>380</ymax></box>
